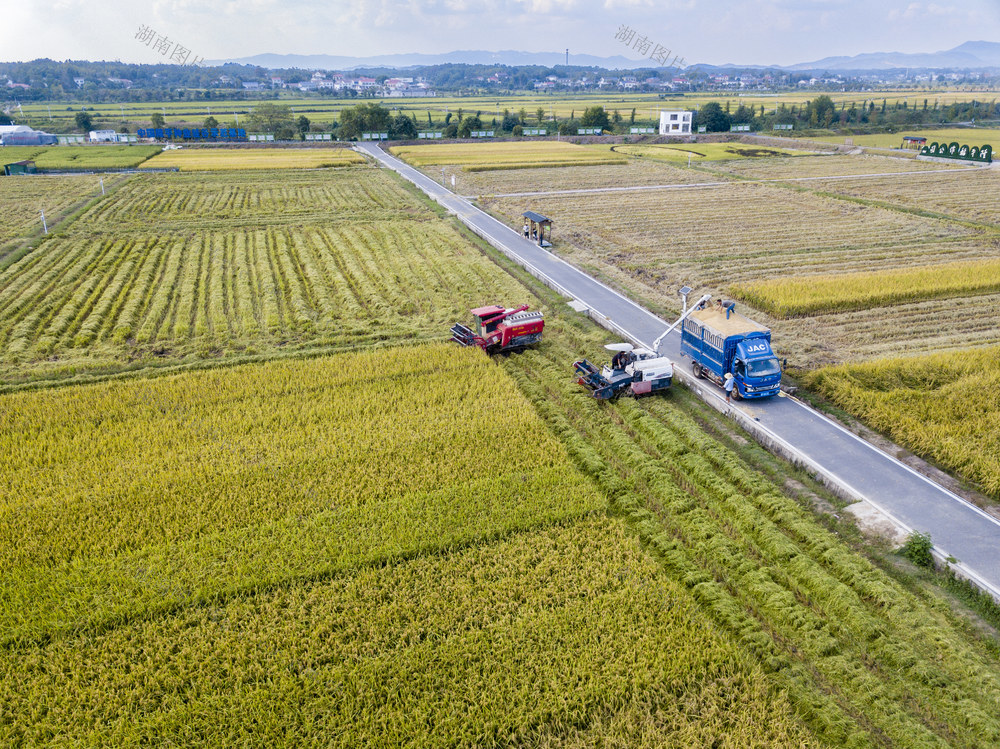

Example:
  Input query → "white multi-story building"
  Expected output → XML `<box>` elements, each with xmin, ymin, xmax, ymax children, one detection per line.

<box><xmin>659</xmin><ymin>110</ymin><xmax>693</xmax><ymax>135</ymax></box>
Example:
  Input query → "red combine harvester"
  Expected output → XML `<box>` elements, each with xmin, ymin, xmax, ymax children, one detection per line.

<box><xmin>450</xmin><ymin>305</ymin><xmax>544</xmax><ymax>354</ymax></box>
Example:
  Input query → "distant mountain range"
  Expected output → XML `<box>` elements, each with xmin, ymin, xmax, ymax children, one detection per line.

<box><xmin>208</xmin><ymin>50</ymin><xmax>655</xmax><ymax>71</ymax></box>
<box><xmin>208</xmin><ymin>41</ymin><xmax>1000</xmax><ymax>72</ymax></box>
<box><xmin>785</xmin><ymin>41</ymin><xmax>1000</xmax><ymax>71</ymax></box>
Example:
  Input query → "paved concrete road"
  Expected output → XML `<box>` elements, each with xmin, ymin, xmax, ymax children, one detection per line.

<box><xmin>358</xmin><ymin>141</ymin><xmax>1000</xmax><ymax>599</ymax></box>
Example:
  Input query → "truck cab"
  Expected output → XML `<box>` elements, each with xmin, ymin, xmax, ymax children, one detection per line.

<box><xmin>730</xmin><ymin>338</ymin><xmax>782</xmax><ymax>398</ymax></box>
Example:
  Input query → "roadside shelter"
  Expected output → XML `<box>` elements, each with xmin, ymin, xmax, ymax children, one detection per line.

<box><xmin>521</xmin><ymin>210</ymin><xmax>552</xmax><ymax>248</ymax></box>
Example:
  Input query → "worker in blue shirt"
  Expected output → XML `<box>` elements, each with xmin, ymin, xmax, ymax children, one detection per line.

<box><xmin>724</xmin><ymin>372</ymin><xmax>736</xmax><ymax>403</ymax></box>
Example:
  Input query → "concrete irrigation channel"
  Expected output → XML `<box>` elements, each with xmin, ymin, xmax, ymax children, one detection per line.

<box><xmin>357</xmin><ymin>141</ymin><xmax>1000</xmax><ymax>600</ymax></box>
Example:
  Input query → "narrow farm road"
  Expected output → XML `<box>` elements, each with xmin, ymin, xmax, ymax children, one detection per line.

<box><xmin>357</xmin><ymin>141</ymin><xmax>1000</xmax><ymax>599</ymax></box>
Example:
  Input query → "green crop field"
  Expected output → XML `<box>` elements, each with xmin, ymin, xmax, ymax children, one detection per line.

<box><xmin>33</xmin><ymin>145</ymin><xmax>161</xmax><ymax>169</ymax></box>
<box><xmin>0</xmin><ymin>146</ymin><xmax>50</xmax><ymax>163</ymax></box>
<box><xmin>614</xmin><ymin>142</ymin><xmax>807</xmax><ymax>163</ymax></box>
<box><xmin>814</xmin><ymin>126</ymin><xmax>1000</xmax><ymax>152</ymax></box>
<box><xmin>0</xmin><ymin>145</ymin><xmax>161</xmax><ymax>169</ymax></box>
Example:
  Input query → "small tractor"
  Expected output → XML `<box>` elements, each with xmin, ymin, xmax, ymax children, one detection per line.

<box><xmin>450</xmin><ymin>304</ymin><xmax>544</xmax><ymax>355</ymax></box>
<box><xmin>574</xmin><ymin>343</ymin><xmax>674</xmax><ymax>400</ymax></box>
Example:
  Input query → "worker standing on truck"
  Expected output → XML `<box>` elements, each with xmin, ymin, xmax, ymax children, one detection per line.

<box><xmin>724</xmin><ymin>372</ymin><xmax>736</xmax><ymax>403</ymax></box>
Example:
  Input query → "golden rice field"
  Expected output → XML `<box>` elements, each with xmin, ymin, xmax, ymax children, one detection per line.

<box><xmin>142</xmin><ymin>147</ymin><xmax>365</xmax><ymax>171</ymax></box>
<box><xmin>0</xmin><ymin>515</ymin><xmax>813</xmax><ymax>747</ymax></box>
<box><xmin>391</xmin><ymin>140</ymin><xmax>627</xmax><ymax>170</ymax></box>
<box><xmin>0</xmin><ymin>343</ymin><xmax>817</xmax><ymax>746</ymax></box>
<box><xmin>810</xmin><ymin>167</ymin><xmax>1000</xmax><ymax>225</ymax></box>
<box><xmin>0</xmin><ymin>220</ymin><xmax>530</xmax><ymax>381</ymax></box>
<box><xmin>0</xmin><ymin>168</ymin><xmax>529</xmax><ymax>384</ymax></box>
<box><xmin>0</xmin><ymin>344</ymin><xmax>602</xmax><ymax>642</ymax></box>
<box><xmin>732</xmin><ymin>257</ymin><xmax>1000</xmax><ymax>317</ymax></box>
<box><xmin>805</xmin><ymin>345</ymin><xmax>1000</xmax><ymax>498</ymax></box>
<box><xmin>73</xmin><ymin>167</ymin><xmax>427</xmax><ymax>230</ymax></box>
<box><xmin>6</xmin><ymin>142</ymin><xmax>1000</xmax><ymax>746</ymax></box>
<box><xmin>506</xmin><ymin>330</ymin><xmax>1000</xmax><ymax>747</ymax></box>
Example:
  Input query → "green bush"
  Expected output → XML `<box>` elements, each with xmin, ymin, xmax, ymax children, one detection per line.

<box><xmin>900</xmin><ymin>531</ymin><xmax>934</xmax><ymax>568</ymax></box>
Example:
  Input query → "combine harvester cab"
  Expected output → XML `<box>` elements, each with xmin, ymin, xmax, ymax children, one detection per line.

<box><xmin>681</xmin><ymin>302</ymin><xmax>782</xmax><ymax>399</ymax></box>
<box><xmin>574</xmin><ymin>343</ymin><xmax>673</xmax><ymax>400</ymax></box>
<box><xmin>450</xmin><ymin>304</ymin><xmax>544</xmax><ymax>355</ymax></box>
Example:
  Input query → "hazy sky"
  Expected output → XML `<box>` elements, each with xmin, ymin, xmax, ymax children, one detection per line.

<box><xmin>3</xmin><ymin>0</ymin><xmax>999</xmax><ymax>66</ymax></box>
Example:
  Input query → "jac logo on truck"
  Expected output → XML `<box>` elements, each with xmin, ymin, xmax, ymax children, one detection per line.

<box><xmin>745</xmin><ymin>342</ymin><xmax>770</xmax><ymax>354</ymax></box>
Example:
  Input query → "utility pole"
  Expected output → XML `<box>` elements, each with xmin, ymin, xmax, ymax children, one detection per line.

<box><xmin>40</xmin><ymin>210</ymin><xmax>48</xmax><ymax>235</ymax></box>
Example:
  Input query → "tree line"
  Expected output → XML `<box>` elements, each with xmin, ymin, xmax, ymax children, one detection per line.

<box><xmin>104</xmin><ymin>96</ymin><xmax>999</xmax><ymax>140</ymax></box>
<box><xmin>692</xmin><ymin>95</ymin><xmax>1000</xmax><ymax>132</ymax></box>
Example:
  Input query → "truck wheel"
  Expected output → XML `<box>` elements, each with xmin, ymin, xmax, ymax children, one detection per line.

<box><xmin>692</xmin><ymin>362</ymin><xmax>703</xmax><ymax>379</ymax></box>
<box><xmin>733</xmin><ymin>386</ymin><xmax>742</xmax><ymax>401</ymax></box>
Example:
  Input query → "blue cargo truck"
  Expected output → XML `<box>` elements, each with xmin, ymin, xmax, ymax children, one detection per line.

<box><xmin>680</xmin><ymin>302</ymin><xmax>782</xmax><ymax>399</ymax></box>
